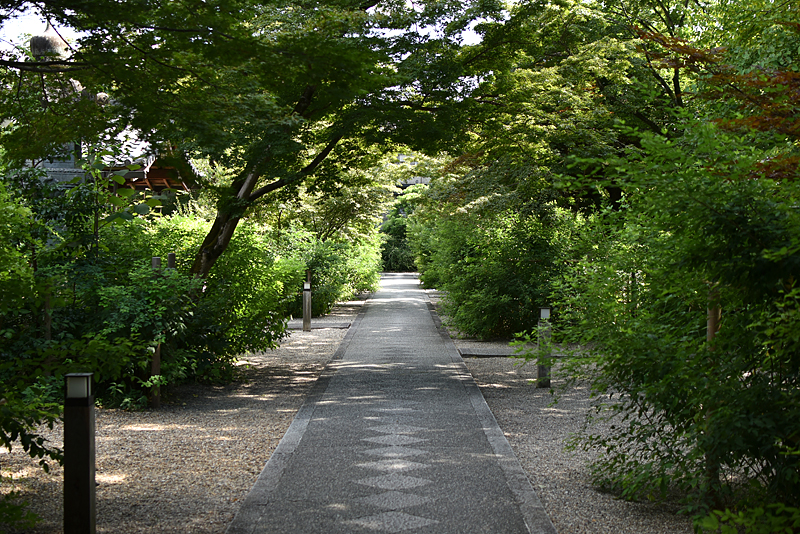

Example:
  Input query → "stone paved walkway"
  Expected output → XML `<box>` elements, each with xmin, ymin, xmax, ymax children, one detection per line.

<box><xmin>226</xmin><ymin>273</ymin><xmax>557</xmax><ymax>534</ymax></box>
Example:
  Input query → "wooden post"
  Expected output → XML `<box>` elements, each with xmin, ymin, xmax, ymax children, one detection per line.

<box><xmin>151</xmin><ymin>257</ymin><xmax>162</xmax><ymax>408</ymax></box>
<box><xmin>167</xmin><ymin>252</ymin><xmax>176</xmax><ymax>269</ymax></box>
<box><xmin>303</xmin><ymin>270</ymin><xmax>312</xmax><ymax>332</ymax></box>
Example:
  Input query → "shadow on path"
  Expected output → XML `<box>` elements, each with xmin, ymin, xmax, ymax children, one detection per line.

<box><xmin>227</xmin><ymin>273</ymin><xmax>556</xmax><ymax>534</ymax></box>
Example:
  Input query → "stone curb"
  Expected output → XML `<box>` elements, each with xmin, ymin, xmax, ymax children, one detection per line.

<box><xmin>225</xmin><ymin>299</ymin><xmax>370</xmax><ymax>534</ymax></box>
<box><xmin>425</xmin><ymin>299</ymin><xmax>558</xmax><ymax>534</ymax></box>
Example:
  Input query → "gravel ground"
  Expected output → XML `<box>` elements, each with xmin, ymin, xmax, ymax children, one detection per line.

<box><xmin>462</xmin><ymin>357</ymin><xmax>692</xmax><ymax>534</ymax></box>
<box><xmin>0</xmin><ymin>302</ymin><xmax>357</xmax><ymax>534</ymax></box>
<box><xmin>1</xmin><ymin>293</ymin><xmax>692</xmax><ymax>533</ymax></box>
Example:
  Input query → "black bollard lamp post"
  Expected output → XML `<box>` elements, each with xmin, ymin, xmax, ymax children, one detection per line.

<box><xmin>64</xmin><ymin>372</ymin><xmax>96</xmax><ymax>534</ymax></box>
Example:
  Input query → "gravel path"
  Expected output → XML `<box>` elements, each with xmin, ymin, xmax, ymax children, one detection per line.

<box><xmin>462</xmin><ymin>357</ymin><xmax>691</xmax><ymax>534</ymax></box>
<box><xmin>1</xmin><ymin>293</ymin><xmax>692</xmax><ymax>533</ymax></box>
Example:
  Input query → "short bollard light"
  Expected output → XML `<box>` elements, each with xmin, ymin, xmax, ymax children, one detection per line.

<box><xmin>538</xmin><ymin>307</ymin><xmax>552</xmax><ymax>389</ymax></box>
<box><xmin>66</xmin><ymin>373</ymin><xmax>92</xmax><ymax>399</ymax></box>
<box><xmin>64</xmin><ymin>373</ymin><xmax>96</xmax><ymax>534</ymax></box>
<box><xmin>303</xmin><ymin>281</ymin><xmax>312</xmax><ymax>332</ymax></box>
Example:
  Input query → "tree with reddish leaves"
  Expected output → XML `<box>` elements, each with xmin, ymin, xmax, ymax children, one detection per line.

<box><xmin>635</xmin><ymin>13</ymin><xmax>800</xmax><ymax>180</ymax></box>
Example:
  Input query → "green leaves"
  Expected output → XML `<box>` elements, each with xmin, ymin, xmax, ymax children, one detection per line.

<box><xmin>553</xmin><ymin>53</ymin><xmax>800</xmax><ymax>523</ymax></box>
<box><xmin>699</xmin><ymin>505</ymin><xmax>800</xmax><ymax>534</ymax></box>
<box><xmin>0</xmin><ymin>182</ymin><xmax>34</xmax><ymax>314</ymax></box>
<box><xmin>400</xmin><ymin>0</ymin><xmax>800</xmax><ymax>522</ymax></box>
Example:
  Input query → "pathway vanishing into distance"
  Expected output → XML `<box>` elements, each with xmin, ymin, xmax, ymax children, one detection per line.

<box><xmin>227</xmin><ymin>273</ymin><xmax>557</xmax><ymax>534</ymax></box>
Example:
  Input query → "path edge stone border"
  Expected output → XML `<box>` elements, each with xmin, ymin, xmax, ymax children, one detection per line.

<box><xmin>225</xmin><ymin>297</ymin><xmax>371</xmax><ymax>534</ymax></box>
<box><xmin>425</xmin><ymin>299</ymin><xmax>559</xmax><ymax>534</ymax></box>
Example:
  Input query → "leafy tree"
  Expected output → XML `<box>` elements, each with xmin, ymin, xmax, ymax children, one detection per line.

<box><xmin>408</xmin><ymin>0</ymin><xmax>695</xmax><ymax>337</ymax></box>
<box><xmin>539</xmin><ymin>3</ymin><xmax>800</xmax><ymax>525</ymax></box>
<box><xmin>259</xmin><ymin>166</ymin><xmax>398</xmax><ymax>244</ymax></box>
<box><xmin>1</xmin><ymin>0</ymin><xmax>505</xmax><ymax>277</ymax></box>
<box><xmin>556</xmin><ymin>118</ymin><xmax>800</xmax><ymax>521</ymax></box>
<box><xmin>0</xmin><ymin>181</ymin><xmax>34</xmax><ymax>315</ymax></box>
<box><xmin>377</xmin><ymin>155</ymin><xmax>439</xmax><ymax>273</ymax></box>
<box><xmin>0</xmin><ymin>177</ymin><xmax>62</xmax><ymax>528</ymax></box>
<box><xmin>410</xmin><ymin>156</ymin><xmax>587</xmax><ymax>337</ymax></box>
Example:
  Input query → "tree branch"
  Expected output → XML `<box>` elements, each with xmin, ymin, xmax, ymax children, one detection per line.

<box><xmin>463</xmin><ymin>39</ymin><xmax>512</xmax><ymax>67</ymax></box>
<box><xmin>0</xmin><ymin>59</ymin><xmax>89</xmax><ymax>72</ymax></box>
<box><xmin>135</xmin><ymin>26</ymin><xmax>235</xmax><ymax>40</ymax></box>
<box><xmin>472</xmin><ymin>95</ymin><xmax>506</xmax><ymax>107</ymax></box>
<box><xmin>631</xmin><ymin>111</ymin><xmax>664</xmax><ymax>135</ymax></box>
<box><xmin>248</xmin><ymin>133</ymin><xmax>345</xmax><ymax>202</ymax></box>
<box><xmin>395</xmin><ymin>100</ymin><xmax>441</xmax><ymax>111</ymax></box>
<box><xmin>294</xmin><ymin>85</ymin><xmax>318</xmax><ymax>117</ymax></box>
<box><xmin>672</xmin><ymin>67</ymin><xmax>683</xmax><ymax>107</ymax></box>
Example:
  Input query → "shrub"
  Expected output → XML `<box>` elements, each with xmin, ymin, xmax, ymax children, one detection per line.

<box><xmin>285</xmin><ymin>235</ymin><xmax>381</xmax><ymax>317</ymax></box>
<box><xmin>699</xmin><ymin>504</ymin><xmax>800</xmax><ymax>534</ymax></box>
<box><xmin>413</xmin><ymin>206</ymin><xmax>581</xmax><ymax>339</ymax></box>
<box><xmin>548</xmin><ymin>123</ymin><xmax>800</xmax><ymax>519</ymax></box>
<box><xmin>105</xmin><ymin>215</ymin><xmax>302</xmax><ymax>378</ymax></box>
<box><xmin>380</xmin><ymin>215</ymin><xmax>416</xmax><ymax>272</ymax></box>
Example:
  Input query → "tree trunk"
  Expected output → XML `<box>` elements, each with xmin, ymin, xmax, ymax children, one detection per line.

<box><xmin>705</xmin><ymin>285</ymin><xmax>722</xmax><ymax>510</ymax></box>
<box><xmin>189</xmin><ymin>172</ymin><xmax>259</xmax><ymax>278</ymax></box>
<box><xmin>188</xmin><ymin>131</ymin><xmax>344</xmax><ymax>278</ymax></box>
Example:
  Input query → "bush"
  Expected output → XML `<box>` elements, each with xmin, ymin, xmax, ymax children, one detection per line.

<box><xmin>699</xmin><ymin>504</ymin><xmax>800</xmax><ymax>534</ymax></box>
<box><xmin>284</xmin><ymin>234</ymin><xmax>381</xmax><ymax>317</ymax></box>
<box><xmin>413</xmin><ymin>206</ymin><xmax>581</xmax><ymax>339</ymax></box>
<box><xmin>380</xmin><ymin>216</ymin><xmax>416</xmax><ymax>272</ymax></box>
<box><xmin>380</xmin><ymin>188</ymin><xmax>424</xmax><ymax>273</ymax></box>
<box><xmin>549</xmin><ymin>123</ymin><xmax>800</xmax><ymax>518</ymax></box>
<box><xmin>105</xmin><ymin>215</ymin><xmax>302</xmax><ymax>379</ymax></box>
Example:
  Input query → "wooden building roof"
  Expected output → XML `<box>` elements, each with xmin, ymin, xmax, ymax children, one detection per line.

<box><xmin>106</xmin><ymin>154</ymin><xmax>202</xmax><ymax>192</ymax></box>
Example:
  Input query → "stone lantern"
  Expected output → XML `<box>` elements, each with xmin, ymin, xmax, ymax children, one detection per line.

<box><xmin>30</xmin><ymin>21</ymin><xmax>69</xmax><ymax>60</ymax></box>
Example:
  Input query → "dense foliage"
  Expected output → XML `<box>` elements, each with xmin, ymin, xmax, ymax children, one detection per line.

<box><xmin>405</xmin><ymin>0</ymin><xmax>800</xmax><ymax>529</ymax></box>
<box><xmin>411</xmin><ymin>159</ymin><xmax>585</xmax><ymax>338</ymax></box>
<box><xmin>0</xmin><ymin>157</ymin><xmax>383</xmax><ymax>527</ymax></box>
<box><xmin>381</xmin><ymin>180</ymin><xmax>428</xmax><ymax>273</ymax></box>
<box><xmin>555</xmin><ymin>121</ymin><xmax>800</xmax><ymax>522</ymax></box>
<box><xmin>555</xmin><ymin>12</ymin><xmax>800</xmax><ymax>522</ymax></box>
<box><xmin>0</xmin><ymin>0</ymin><xmax>503</xmax><ymax>278</ymax></box>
